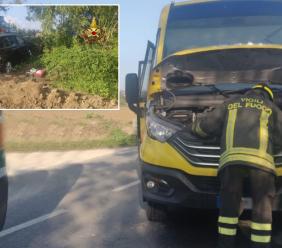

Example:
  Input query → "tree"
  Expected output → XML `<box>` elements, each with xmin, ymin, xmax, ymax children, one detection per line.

<box><xmin>27</xmin><ymin>6</ymin><xmax>118</xmax><ymax>48</ymax></box>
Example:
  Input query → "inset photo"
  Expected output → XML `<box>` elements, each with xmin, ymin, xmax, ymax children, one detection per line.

<box><xmin>0</xmin><ymin>5</ymin><xmax>118</xmax><ymax>109</ymax></box>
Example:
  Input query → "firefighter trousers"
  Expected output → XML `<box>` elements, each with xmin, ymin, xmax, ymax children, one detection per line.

<box><xmin>217</xmin><ymin>165</ymin><xmax>275</xmax><ymax>248</ymax></box>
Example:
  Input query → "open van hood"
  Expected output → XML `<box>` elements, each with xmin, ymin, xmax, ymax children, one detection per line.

<box><xmin>156</xmin><ymin>46</ymin><xmax>282</xmax><ymax>89</ymax></box>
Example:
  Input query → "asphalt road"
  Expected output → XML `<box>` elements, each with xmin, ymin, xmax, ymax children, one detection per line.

<box><xmin>0</xmin><ymin>147</ymin><xmax>282</xmax><ymax>248</ymax></box>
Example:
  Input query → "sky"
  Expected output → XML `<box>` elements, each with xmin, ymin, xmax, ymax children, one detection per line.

<box><xmin>1</xmin><ymin>0</ymin><xmax>185</xmax><ymax>89</ymax></box>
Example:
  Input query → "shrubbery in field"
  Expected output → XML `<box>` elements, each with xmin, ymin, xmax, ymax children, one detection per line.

<box><xmin>25</xmin><ymin>6</ymin><xmax>118</xmax><ymax>100</ymax></box>
<box><xmin>41</xmin><ymin>43</ymin><xmax>118</xmax><ymax>99</ymax></box>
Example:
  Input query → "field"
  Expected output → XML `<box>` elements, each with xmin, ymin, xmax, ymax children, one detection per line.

<box><xmin>4</xmin><ymin>107</ymin><xmax>136</xmax><ymax>152</ymax></box>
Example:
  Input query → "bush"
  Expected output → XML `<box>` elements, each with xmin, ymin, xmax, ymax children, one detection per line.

<box><xmin>41</xmin><ymin>43</ymin><xmax>118</xmax><ymax>99</ymax></box>
<box><xmin>109</xmin><ymin>128</ymin><xmax>136</xmax><ymax>146</ymax></box>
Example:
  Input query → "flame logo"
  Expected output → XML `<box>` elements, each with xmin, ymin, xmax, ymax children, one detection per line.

<box><xmin>80</xmin><ymin>17</ymin><xmax>106</xmax><ymax>44</ymax></box>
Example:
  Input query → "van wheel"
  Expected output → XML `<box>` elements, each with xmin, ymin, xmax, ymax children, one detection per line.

<box><xmin>0</xmin><ymin>176</ymin><xmax>8</xmax><ymax>231</ymax></box>
<box><xmin>5</xmin><ymin>61</ymin><xmax>12</xmax><ymax>74</ymax></box>
<box><xmin>146</xmin><ymin>203</ymin><xmax>168</xmax><ymax>222</ymax></box>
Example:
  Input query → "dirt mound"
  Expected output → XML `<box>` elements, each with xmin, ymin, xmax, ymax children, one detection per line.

<box><xmin>0</xmin><ymin>74</ymin><xmax>117</xmax><ymax>109</ymax></box>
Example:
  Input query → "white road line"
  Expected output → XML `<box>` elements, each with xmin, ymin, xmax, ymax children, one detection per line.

<box><xmin>0</xmin><ymin>209</ymin><xmax>67</xmax><ymax>238</ymax></box>
<box><xmin>112</xmin><ymin>180</ymin><xmax>140</xmax><ymax>192</ymax></box>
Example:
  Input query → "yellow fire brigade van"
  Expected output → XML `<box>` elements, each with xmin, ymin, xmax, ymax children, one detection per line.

<box><xmin>126</xmin><ymin>0</ymin><xmax>282</xmax><ymax>221</ymax></box>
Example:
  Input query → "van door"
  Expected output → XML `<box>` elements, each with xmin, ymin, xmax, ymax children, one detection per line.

<box><xmin>138</xmin><ymin>41</ymin><xmax>155</xmax><ymax>143</ymax></box>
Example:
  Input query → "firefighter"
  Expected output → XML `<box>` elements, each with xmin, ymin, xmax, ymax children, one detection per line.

<box><xmin>191</xmin><ymin>83</ymin><xmax>282</xmax><ymax>248</ymax></box>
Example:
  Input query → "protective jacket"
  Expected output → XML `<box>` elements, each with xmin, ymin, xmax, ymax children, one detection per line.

<box><xmin>192</xmin><ymin>90</ymin><xmax>282</xmax><ymax>174</ymax></box>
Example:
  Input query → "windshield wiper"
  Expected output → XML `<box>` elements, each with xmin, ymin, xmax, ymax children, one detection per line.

<box><xmin>263</xmin><ymin>26</ymin><xmax>282</xmax><ymax>43</ymax></box>
<box><xmin>195</xmin><ymin>84</ymin><xmax>256</xmax><ymax>97</ymax></box>
<box><xmin>195</xmin><ymin>84</ymin><xmax>231</xmax><ymax>98</ymax></box>
<box><xmin>207</xmin><ymin>85</ymin><xmax>230</xmax><ymax>97</ymax></box>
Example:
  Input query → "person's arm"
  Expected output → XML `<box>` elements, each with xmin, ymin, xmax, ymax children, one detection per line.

<box><xmin>192</xmin><ymin>103</ymin><xmax>226</xmax><ymax>139</ymax></box>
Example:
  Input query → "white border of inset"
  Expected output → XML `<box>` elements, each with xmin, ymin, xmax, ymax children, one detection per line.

<box><xmin>0</xmin><ymin>3</ymin><xmax>120</xmax><ymax>111</ymax></box>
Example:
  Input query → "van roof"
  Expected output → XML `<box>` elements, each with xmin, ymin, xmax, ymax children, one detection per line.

<box><xmin>174</xmin><ymin>0</ymin><xmax>218</xmax><ymax>6</ymax></box>
<box><xmin>174</xmin><ymin>0</ymin><xmax>273</xmax><ymax>7</ymax></box>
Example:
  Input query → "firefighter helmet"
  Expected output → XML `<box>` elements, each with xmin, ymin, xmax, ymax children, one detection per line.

<box><xmin>252</xmin><ymin>83</ymin><xmax>274</xmax><ymax>101</ymax></box>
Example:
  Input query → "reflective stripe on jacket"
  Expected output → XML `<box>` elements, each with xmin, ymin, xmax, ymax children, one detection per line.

<box><xmin>192</xmin><ymin>90</ymin><xmax>282</xmax><ymax>174</ymax></box>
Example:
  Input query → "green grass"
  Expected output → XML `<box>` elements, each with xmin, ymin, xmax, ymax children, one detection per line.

<box><xmin>85</xmin><ymin>113</ymin><xmax>94</xmax><ymax>119</ymax></box>
<box><xmin>41</xmin><ymin>44</ymin><xmax>118</xmax><ymax>99</ymax></box>
<box><xmin>6</xmin><ymin>129</ymin><xmax>137</xmax><ymax>152</ymax></box>
<box><xmin>14</xmin><ymin>41</ymin><xmax>118</xmax><ymax>101</ymax></box>
<box><xmin>14</xmin><ymin>55</ymin><xmax>44</xmax><ymax>71</ymax></box>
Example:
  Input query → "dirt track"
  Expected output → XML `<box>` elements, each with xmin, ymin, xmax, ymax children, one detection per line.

<box><xmin>0</xmin><ymin>74</ymin><xmax>117</xmax><ymax>109</ymax></box>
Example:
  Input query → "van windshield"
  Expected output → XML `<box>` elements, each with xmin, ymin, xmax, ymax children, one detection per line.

<box><xmin>164</xmin><ymin>1</ymin><xmax>282</xmax><ymax>58</ymax></box>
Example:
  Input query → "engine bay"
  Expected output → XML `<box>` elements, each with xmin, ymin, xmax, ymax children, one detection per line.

<box><xmin>151</xmin><ymin>90</ymin><xmax>235</xmax><ymax>126</ymax></box>
<box><xmin>150</xmin><ymin>88</ymin><xmax>282</xmax><ymax>130</ymax></box>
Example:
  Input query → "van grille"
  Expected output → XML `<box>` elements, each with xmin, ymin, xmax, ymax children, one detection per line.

<box><xmin>170</xmin><ymin>134</ymin><xmax>282</xmax><ymax>168</ymax></box>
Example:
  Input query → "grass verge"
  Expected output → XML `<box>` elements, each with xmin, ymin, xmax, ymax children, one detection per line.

<box><xmin>6</xmin><ymin>130</ymin><xmax>136</xmax><ymax>152</ymax></box>
<box><xmin>5</xmin><ymin>108</ymin><xmax>136</xmax><ymax>153</ymax></box>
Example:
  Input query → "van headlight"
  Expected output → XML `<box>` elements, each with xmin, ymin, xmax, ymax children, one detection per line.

<box><xmin>146</xmin><ymin>107</ymin><xmax>180</xmax><ymax>143</ymax></box>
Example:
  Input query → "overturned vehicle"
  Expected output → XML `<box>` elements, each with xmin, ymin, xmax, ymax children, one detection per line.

<box><xmin>126</xmin><ymin>0</ymin><xmax>282</xmax><ymax>221</ymax></box>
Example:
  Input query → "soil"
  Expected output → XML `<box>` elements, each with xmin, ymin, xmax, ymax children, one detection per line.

<box><xmin>0</xmin><ymin>73</ymin><xmax>117</xmax><ymax>109</ymax></box>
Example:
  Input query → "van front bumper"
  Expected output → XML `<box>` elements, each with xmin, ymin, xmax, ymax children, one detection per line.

<box><xmin>141</xmin><ymin>161</ymin><xmax>282</xmax><ymax>211</ymax></box>
<box><xmin>141</xmin><ymin>161</ymin><xmax>219</xmax><ymax>209</ymax></box>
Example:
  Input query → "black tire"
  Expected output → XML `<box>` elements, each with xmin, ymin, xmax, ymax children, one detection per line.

<box><xmin>146</xmin><ymin>203</ymin><xmax>168</xmax><ymax>222</ymax></box>
<box><xmin>0</xmin><ymin>176</ymin><xmax>8</xmax><ymax>231</ymax></box>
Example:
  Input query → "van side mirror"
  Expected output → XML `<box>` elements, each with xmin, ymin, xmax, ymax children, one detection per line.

<box><xmin>125</xmin><ymin>73</ymin><xmax>139</xmax><ymax>114</ymax></box>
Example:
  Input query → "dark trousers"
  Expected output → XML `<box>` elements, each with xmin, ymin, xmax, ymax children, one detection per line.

<box><xmin>217</xmin><ymin>166</ymin><xmax>275</xmax><ymax>248</ymax></box>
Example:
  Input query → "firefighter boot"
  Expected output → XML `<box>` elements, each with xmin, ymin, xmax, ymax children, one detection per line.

<box><xmin>250</xmin><ymin>222</ymin><xmax>272</xmax><ymax>248</ymax></box>
<box><xmin>217</xmin><ymin>234</ymin><xmax>236</xmax><ymax>248</ymax></box>
<box><xmin>217</xmin><ymin>215</ymin><xmax>238</xmax><ymax>248</ymax></box>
